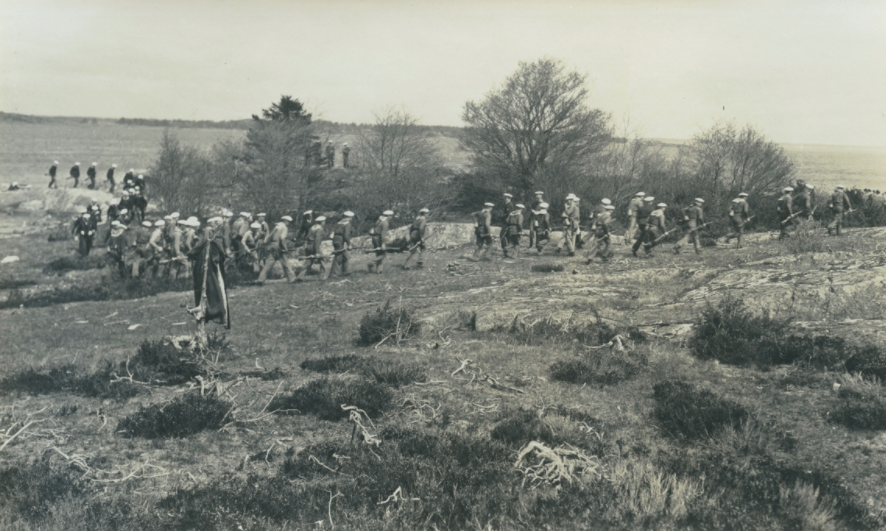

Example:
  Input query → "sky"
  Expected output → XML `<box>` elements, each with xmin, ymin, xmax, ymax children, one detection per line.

<box><xmin>1</xmin><ymin>0</ymin><xmax>885</xmax><ymax>147</ymax></box>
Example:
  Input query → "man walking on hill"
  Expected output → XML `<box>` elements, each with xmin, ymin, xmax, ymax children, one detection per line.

<box><xmin>498</xmin><ymin>193</ymin><xmax>516</xmax><ymax>253</ymax></box>
<box><xmin>528</xmin><ymin>191</ymin><xmax>544</xmax><ymax>249</ymax></box>
<box><xmin>777</xmin><ymin>187</ymin><xmax>795</xmax><ymax>240</ymax></box>
<box><xmin>561</xmin><ymin>194</ymin><xmax>580</xmax><ymax>257</ymax></box>
<box><xmin>342</xmin><ymin>143</ymin><xmax>351</xmax><ymax>168</ymax></box>
<box><xmin>48</xmin><ymin>161</ymin><xmax>58</xmax><ymax>188</ymax></box>
<box><xmin>296</xmin><ymin>216</ymin><xmax>330</xmax><ymax>281</ymax></box>
<box><xmin>131</xmin><ymin>220</ymin><xmax>153</xmax><ymax>278</ymax></box>
<box><xmin>626</xmin><ymin>192</ymin><xmax>644</xmax><ymax>244</ymax></box>
<box><xmin>241</xmin><ymin>222</ymin><xmax>261</xmax><ymax>273</ymax></box>
<box><xmin>106</xmin><ymin>164</ymin><xmax>117</xmax><ymax>193</ymax></box>
<box><xmin>471</xmin><ymin>203</ymin><xmax>494</xmax><ymax>261</ymax></box>
<box><xmin>643</xmin><ymin>203</ymin><xmax>669</xmax><ymax>255</ymax></box>
<box><xmin>369</xmin><ymin>210</ymin><xmax>393</xmax><ymax>273</ymax></box>
<box><xmin>87</xmin><ymin>162</ymin><xmax>98</xmax><ymax>190</ymax></box>
<box><xmin>69</xmin><ymin>162</ymin><xmax>81</xmax><ymax>188</ymax></box>
<box><xmin>827</xmin><ymin>185</ymin><xmax>853</xmax><ymax>236</ymax></box>
<box><xmin>590</xmin><ymin>204</ymin><xmax>615</xmax><ymax>262</ymax></box>
<box><xmin>725</xmin><ymin>193</ymin><xmax>750</xmax><ymax>248</ymax></box>
<box><xmin>503</xmin><ymin>204</ymin><xmax>524</xmax><ymax>259</ymax></box>
<box><xmin>403</xmin><ymin>208</ymin><xmax>428</xmax><ymax>270</ymax></box>
<box><xmin>794</xmin><ymin>184</ymin><xmax>813</xmax><ymax>220</ymax></box>
<box><xmin>331</xmin><ymin>211</ymin><xmax>355</xmax><ymax>276</ymax></box>
<box><xmin>674</xmin><ymin>198</ymin><xmax>705</xmax><ymax>255</ymax></box>
<box><xmin>258</xmin><ymin>215</ymin><xmax>296</xmax><ymax>283</ymax></box>
<box><xmin>532</xmin><ymin>202</ymin><xmax>551</xmax><ymax>254</ymax></box>
<box><xmin>631</xmin><ymin>196</ymin><xmax>656</xmax><ymax>257</ymax></box>
<box><xmin>72</xmin><ymin>210</ymin><xmax>96</xmax><ymax>256</ymax></box>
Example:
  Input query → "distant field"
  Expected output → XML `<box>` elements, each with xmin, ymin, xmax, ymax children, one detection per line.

<box><xmin>0</xmin><ymin>122</ymin><xmax>246</xmax><ymax>187</ymax></box>
<box><xmin>1</xmin><ymin>121</ymin><xmax>881</xmax><ymax>190</ymax></box>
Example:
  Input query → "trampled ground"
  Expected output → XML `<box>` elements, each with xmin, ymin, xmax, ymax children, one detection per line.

<box><xmin>1</xmin><ymin>219</ymin><xmax>885</xmax><ymax>530</ymax></box>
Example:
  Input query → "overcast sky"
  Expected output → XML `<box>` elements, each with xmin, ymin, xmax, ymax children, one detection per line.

<box><xmin>1</xmin><ymin>0</ymin><xmax>884</xmax><ymax>146</ymax></box>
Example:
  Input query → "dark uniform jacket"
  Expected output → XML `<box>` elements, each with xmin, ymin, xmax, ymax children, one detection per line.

<box><xmin>794</xmin><ymin>192</ymin><xmax>812</xmax><ymax>217</ymax></box>
<box><xmin>730</xmin><ymin>200</ymin><xmax>749</xmax><ymax>221</ymax></box>
<box><xmin>777</xmin><ymin>194</ymin><xmax>794</xmax><ymax>218</ymax></box>
<box><xmin>49</xmin><ymin>165</ymin><xmax>57</xmax><ymax>177</ymax></box>
<box><xmin>506</xmin><ymin>211</ymin><xmax>523</xmax><ymax>236</ymax></box>
<box><xmin>408</xmin><ymin>217</ymin><xmax>427</xmax><ymax>242</ymax></box>
<box><xmin>829</xmin><ymin>191</ymin><xmax>851</xmax><ymax>213</ymax></box>
<box><xmin>637</xmin><ymin>202</ymin><xmax>655</xmax><ymax>225</ymax></box>
<box><xmin>306</xmin><ymin>224</ymin><xmax>326</xmax><ymax>256</ymax></box>
<box><xmin>472</xmin><ymin>211</ymin><xmax>491</xmax><ymax>236</ymax></box>
<box><xmin>683</xmin><ymin>205</ymin><xmax>704</xmax><ymax>227</ymax></box>
<box><xmin>332</xmin><ymin>221</ymin><xmax>352</xmax><ymax>247</ymax></box>
<box><xmin>70</xmin><ymin>165</ymin><xmax>80</xmax><ymax>178</ymax></box>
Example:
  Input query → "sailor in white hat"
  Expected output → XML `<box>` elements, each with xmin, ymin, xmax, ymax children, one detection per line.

<box><xmin>240</xmin><ymin>222</ymin><xmax>262</xmax><ymax>273</ymax></box>
<box><xmin>106</xmin><ymin>164</ymin><xmax>117</xmax><ymax>192</ymax></box>
<box><xmin>258</xmin><ymin>214</ymin><xmax>296</xmax><ymax>283</ymax></box>
<box><xmin>827</xmin><ymin>185</ymin><xmax>853</xmax><ymax>236</ymax></box>
<box><xmin>561</xmin><ymin>194</ymin><xmax>580</xmax><ymax>256</ymax></box>
<box><xmin>674</xmin><ymin>198</ymin><xmax>706</xmax><ymax>255</ymax></box>
<box><xmin>626</xmin><ymin>192</ymin><xmax>646</xmax><ymax>244</ymax></box>
<box><xmin>330</xmin><ymin>211</ymin><xmax>356</xmax><ymax>276</ymax></box>
<box><xmin>48</xmin><ymin>160</ymin><xmax>59</xmax><ymax>188</ymax></box>
<box><xmin>502</xmin><ymin>203</ymin><xmax>525</xmax><ymax>259</ymax></box>
<box><xmin>777</xmin><ymin>187</ymin><xmax>795</xmax><ymax>240</ymax></box>
<box><xmin>69</xmin><ymin>162</ymin><xmax>81</xmax><ymax>188</ymax></box>
<box><xmin>368</xmin><ymin>210</ymin><xmax>393</xmax><ymax>273</ymax></box>
<box><xmin>296</xmin><ymin>215</ymin><xmax>330</xmax><ymax>281</ymax></box>
<box><xmin>725</xmin><ymin>193</ymin><xmax>751</xmax><ymax>248</ymax></box>
<box><xmin>471</xmin><ymin>203</ymin><xmax>495</xmax><ymax>261</ymax></box>
<box><xmin>531</xmin><ymin>201</ymin><xmax>552</xmax><ymax>254</ymax></box>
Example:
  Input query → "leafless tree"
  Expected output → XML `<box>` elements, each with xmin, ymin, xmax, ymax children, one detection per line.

<box><xmin>461</xmin><ymin>58</ymin><xmax>611</xmax><ymax>197</ymax></box>
<box><xmin>148</xmin><ymin>129</ymin><xmax>214</xmax><ymax>216</ymax></box>
<box><xmin>354</xmin><ymin>107</ymin><xmax>452</xmax><ymax>218</ymax></box>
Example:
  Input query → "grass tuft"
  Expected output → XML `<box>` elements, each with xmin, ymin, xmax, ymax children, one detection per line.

<box><xmin>653</xmin><ymin>380</ymin><xmax>750</xmax><ymax>440</ymax></box>
<box><xmin>300</xmin><ymin>355</ymin><xmax>428</xmax><ymax>387</ymax></box>
<box><xmin>358</xmin><ymin>300</ymin><xmax>420</xmax><ymax>346</ymax></box>
<box><xmin>783</xmin><ymin>218</ymin><xmax>828</xmax><ymax>254</ymax></box>
<box><xmin>549</xmin><ymin>348</ymin><xmax>648</xmax><ymax>385</ymax></box>
<box><xmin>117</xmin><ymin>393</ymin><xmax>231</xmax><ymax>438</ymax></box>
<box><xmin>269</xmin><ymin>378</ymin><xmax>393</xmax><ymax>420</ymax></box>
<box><xmin>829</xmin><ymin>375</ymin><xmax>886</xmax><ymax>430</ymax></box>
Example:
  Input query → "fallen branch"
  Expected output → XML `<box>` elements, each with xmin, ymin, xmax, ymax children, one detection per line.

<box><xmin>377</xmin><ymin>486</ymin><xmax>420</xmax><ymax>505</ymax></box>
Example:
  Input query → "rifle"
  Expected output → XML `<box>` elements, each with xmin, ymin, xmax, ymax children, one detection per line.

<box><xmin>684</xmin><ymin>221</ymin><xmax>712</xmax><ymax>234</ymax></box>
<box><xmin>780</xmin><ymin>211</ymin><xmax>802</xmax><ymax>225</ymax></box>
<box><xmin>651</xmin><ymin>227</ymin><xmax>680</xmax><ymax>245</ymax></box>
<box><xmin>737</xmin><ymin>215</ymin><xmax>755</xmax><ymax>229</ymax></box>
<box><xmin>363</xmin><ymin>248</ymin><xmax>402</xmax><ymax>254</ymax></box>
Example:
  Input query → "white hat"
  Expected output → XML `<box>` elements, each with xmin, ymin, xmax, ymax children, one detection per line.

<box><xmin>119</xmin><ymin>208</ymin><xmax>128</xmax><ymax>214</ymax></box>
<box><xmin>142</xmin><ymin>221</ymin><xmax>152</xmax><ymax>227</ymax></box>
<box><xmin>383</xmin><ymin>210</ymin><xmax>394</xmax><ymax>216</ymax></box>
<box><xmin>250</xmin><ymin>222</ymin><xmax>261</xmax><ymax>229</ymax></box>
<box><xmin>732</xmin><ymin>198</ymin><xmax>741</xmax><ymax>203</ymax></box>
<box><xmin>601</xmin><ymin>198</ymin><xmax>611</xmax><ymax>205</ymax></box>
<box><xmin>515</xmin><ymin>203</ymin><xmax>525</xmax><ymax>209</ymax></box>
<box><xmin>12</xmin><ymin>182</ymin><xmax>17</xmax><ymax>186</ymax></box>
<box><xmin>137</xmin><ymin>174</ymin><xmax>143</xmax><ymax>178</ymax></box>
<box><xmin>257</xmin><ymin>212</ymin><xmax>266</xmax><ymax>217</ymax></box>
<box><xmin>643</xmin><ymin>197</ymin><xmax>654</xmax><ymax>202</ymax></box>
<box><xmin>315</xmin><ymin>216</ymin><xmax>326</xmax><ymax>222</ymax></box>
<box><xmin>783</xmin><ymin>187</ymin><xmax>793</xmax><ymax>192</ymax></box>
<box><xmin>695</xmin><ymin>198</ymin><xmax>705</xmax><ymax>203</ymax></box>
<box><xmin>110</xmin><ymin>198</ymin><xmax>118</xmax><ymax>205</ymax></box>
<box><xmin>418</xmin><ymin>208</ymin><xmax>429</xmax><ymax>214</ymax></box>
<box><xmin>240</xmin><ymin>212</ymin><xmax>249</xmax><ymax>217</ymax></box>
<box><xmin>534</xmin><ymin>191</ymin><xmax>544</xmax><ymax>195</ymax></box>
<box><xmin>280</xmin><ymin>215</ymin><xmax>293</xmax><ymax>222</ymax></box>
<box><xmin>837</xmin><ymin>185</ymin><xmax>845</xmax><ymax>189</ymax></box>
<box><xmin>91</xmin><ymin>162</ymin><xmax>97</xmax><ymax>166</ymax></box>
<box><xmin>304</xmin><ymin>210</ymin><xmax>313</xmax><ymax>215</ymax></box>
<box><xmin>177</xmin><ymin>219</ymin><xmax>188</xmax><ymax>226</ymax></box>
<box><xmin>111</xmin><ymin>220</ymin><xmax>121</xmax><ymax>227</ymax></box>
<box><xmin>539</xmin><ymin>202</ymin><xmax>549</xmax><ymax>209</ymax></box>
<box><xmin>636</xmin><ymin>192</ymin><xmax>645</xmax><ymax>197</ymax></box>
<box><xmin>223</xmin><ymin>211</ymin><xmax>233</xmax><ymax>217</ymax></box>
<box><xmin>738</xmin><ymin>192</ymin><xmax>748</xmax><ymax>197</ymax></box>
<box><xmin>343</xmin><ymin>211</ymin><xmax>355</xmax><ymax>217</ymax></box>
<box><xmin>112</xmin><ymin>164</ymin><xmax>117</xmax><ymax>168</ymax></box>
<box><xmin>128</xmin><ymin>168</ymin><xmax>134</xmax><ymax>172</ymax></box>
<box><xmin>483</xmin><ymin>203</ymin><xmax>494</xmax><ymax>208</ymax></box>
<box><xmin>574</xmin><ymin>198</ymin><xmax>581</xmax><ymax>202</ymax></box>
<box><xmin>565</xmin><ymin>194</ymin><xmax>576</xmax><ymax>200</ymax></box>
<box><xmin>170</xmin><ymin>212</ymin><xmax>180</xmax><ymax>219</ymax></box>
<box><xmin>164</xmin><ymin>215</ymin><xmax>172</xmax><ymax>220</ymax></box>
<box><xmin>657</xmin><ymin>203</ymin><xmax>667</xmax><ymax>208</ymax></box>
<box><xmin>53</xmin><ymin>160</ymin><xmax>58</xmax><ymax>164</ymax></box>
<box><xmin>75</xmin><ymin>162</ymin><xmax>80</xmax><ymax>165</ymax></box>
<box><xmin>503</xmin><ymin>193</ymin><xmax>513</xmax><ymax>198</ymax></box>
<box><xmin>187</xmin><ymin>217</ymin><xmax>200</xmax><ymax>226</ymax></box>
<box><xmin>80</xmin><ymin>208</ymin><xmax>88</xmax><ymax>213</ymax></box>
<box><xmin>81</xmin><ymin>211</ymin><xmax>90</xmax><ymax>217</ymax></box>
<box><xmin>604</xmin><ymin>205</ymin><xmax>615</xmax><ymax>210</ymax></box>
<box><xmin>806</xmin><ymin>184</ymin><xmax>814</xmax><ymax>190</ymax></box>
<box><xmin>208</xmin><ymin>216</ymin><xmax>223</xmax><ymax>223</ymax></box>
<box><xmin>122</xmin><ymin>189</ymin><xmax>130</xmax><ymax>195</ymax></box>
<box><xmin>155</xmin><ymin>220</ymin><xmax>166</xmax><ymax>227</ymax></box>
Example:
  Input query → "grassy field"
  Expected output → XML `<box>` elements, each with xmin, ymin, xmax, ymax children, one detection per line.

<box><xmin>1</xmin><ymin>218</ymin><xmax>885</xmax><ymax>530</ymax></box>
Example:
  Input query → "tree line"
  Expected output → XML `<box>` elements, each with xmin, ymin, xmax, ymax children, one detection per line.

<box><xmin>149</xmin><ymin>58</ymin><xmax>800</xmax><ymax>233</ymax></box>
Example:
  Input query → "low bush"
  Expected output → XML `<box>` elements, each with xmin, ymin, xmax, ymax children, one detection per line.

<box><xmin>117</xmin><ymin>393</ymin><xmax>231</xmax><ymax>438</ymax></box>
<box><xmin>507</xmin><ymin>317</ymin><xmax>646</xmax><ymax>347</ymax></box>
<box><xmin>845</xmin><ymin>345</ymin><xmax>886</xmax><ymax>380</ymax></box>
<box><xmin>0</xmin><ymin>278</ymin><xmax>36</xmax><ymax>290</ymax></box>
<box><xmin>0</xmin><ymin>362</ymin><xmax>139</xmax><ymax>400</ymax></box>
<box><xmin>0</xmin><ymin>277</ymin><xmax>195</xmax><ymax>310</ymax></box>
<box><xmin>782</xmin><ymin>217</ymin><xmax>827</xmax><ymax>254</ymax></box>
<box><xmin>530</xmin><ymin>263</ymin><xmax>564</xmax><ymax>273</ymax></box>
<box><xmin>358</xmin><ymin>300</ymin><xmax>419</xmax><ymax>345</ymax></box>
<box><xmin>0</xmin><ymin>461</ymin><xmax>87</xmax><ymax>523</ymax></box>
<box><xmin>299</xmin><ymin>354</ymin><xmax>363</xmax><ymax>373</ymax></box>
<box><xmin>549</xmin><ymin>348</ymin><xmax>648</xmax><ymax>385</ymax></box>
<box><xmin>269</xmin><ymin>378</ymin><xmax>393</xmax><ymax>420</ymax></box>
<box><xmin>300</xmin><ymin>355</ymin><xmax>428</xmax><ymax>387</ymax></box>
<box><xmin>490</xmin><ymin>409</ymin><xmax>597</xmax><ymax>452</ymax></box>
<box><xmin>829</xmin><ymin>377</ymin><xmax>886</xmax><ymax>430</ymax></box>
<box><xmin>653</xmin><ymin>380</ymin><xmax>750</xmax><ymax>440</ymax></box>
<box><xmin>43</xmin><ymin>255</ymin><xmax>107</xmax><ymax>274</ymax></box>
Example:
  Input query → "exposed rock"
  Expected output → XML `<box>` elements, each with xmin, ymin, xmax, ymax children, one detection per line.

<box><xmin>17</xmin><ymin>200</ymin><xmax>44</xmax><ymax>211</ymax></box>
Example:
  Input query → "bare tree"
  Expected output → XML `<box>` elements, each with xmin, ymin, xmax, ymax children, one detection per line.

<box><xmin>354</xmin><ymin>107</ymin><xmax>452</xmax><ymax>217</ymax></box>
<box><xmin>461</xmin><ymin>58</ymin><xmax>611</xmax><ymax>197</ymax></box>
<box><xmin>148</xmin><ymin>129</ymin><xmax>214</xmax><ymax>216</ymax></box>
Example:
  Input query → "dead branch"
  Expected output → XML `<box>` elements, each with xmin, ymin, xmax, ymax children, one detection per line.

<box><xmin>327</xmin><ymin>490</ymin><xmax>342</xmax><ymax>529</ymax></box>
<box><xmin>377</xmin><ymin>486</ymin><xmax>420</xmax><ymax>505</ymax></box>
<box><xmin>0</xmin><ymin>418</ymin><xmax>47</xmax><ymax>453</ymax></box>
<box><xmin>514</xmin><ymin>441</ymin><xmax>605</xmax><ymax>489</ymax></box>
<box><xmin>451</xmin><ymin>357</ymin><xmax>474</xmax><ymax>377</ymax></box>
